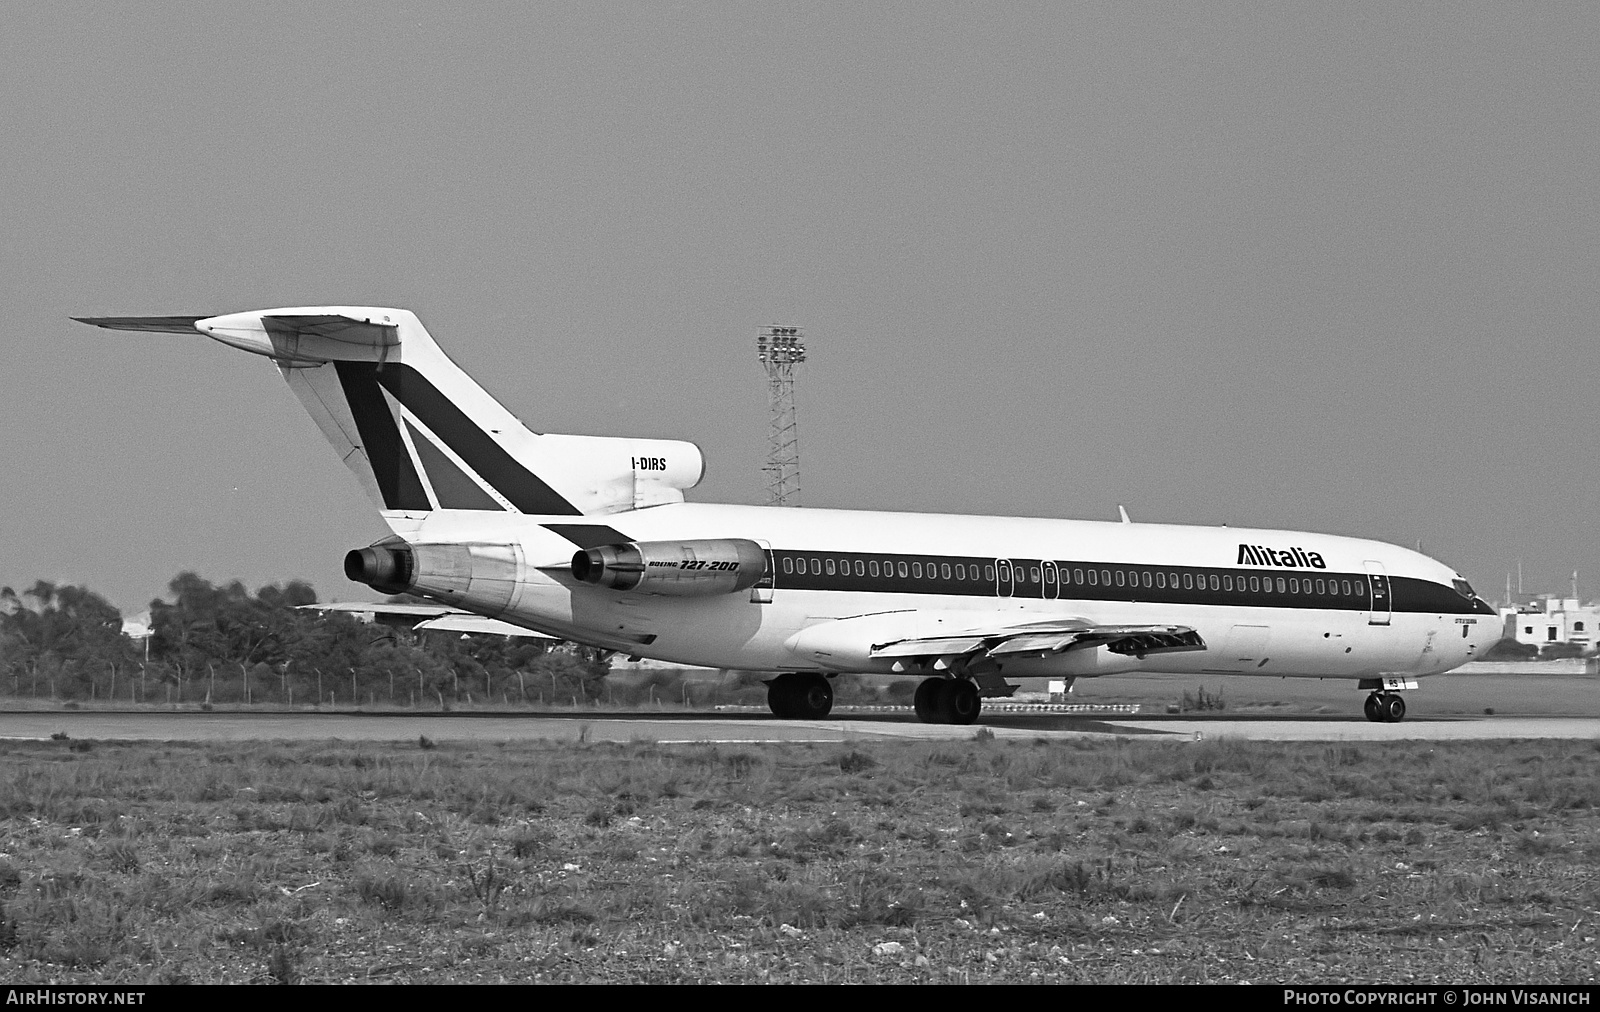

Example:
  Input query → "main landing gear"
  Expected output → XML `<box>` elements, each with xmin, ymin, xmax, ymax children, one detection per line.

<box><xmin>913</xmin><ymin>677</ymin><xmax>982</xmax><ymax>725</ymax></box>
<box><xmin>767</xmin><ymin>672</ymin><xmax>834</xmax><ymax>719</ymax></box>
<box><xmin>1363</xmin><ymin>692</ymin><xmax>1407</xmax><ymax>723</ymax></box>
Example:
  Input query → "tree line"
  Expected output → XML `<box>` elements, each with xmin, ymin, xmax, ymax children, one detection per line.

<box><xmin>0</xmin><ymin>573</ymin><xmax>609</xmax><ymax>706</ymax></box>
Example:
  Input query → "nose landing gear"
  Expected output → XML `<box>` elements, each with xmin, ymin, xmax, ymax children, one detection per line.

<box><xmin>1363</xmin><ymin>692</ymin><xmax>1406</xmax><ymax>723</ymax></box>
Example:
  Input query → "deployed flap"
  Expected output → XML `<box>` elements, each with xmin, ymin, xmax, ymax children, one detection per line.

<box><xmin>873</xmin><ymin>621</ymin><xmax>1205</xmax><ymax>661</ymax></box>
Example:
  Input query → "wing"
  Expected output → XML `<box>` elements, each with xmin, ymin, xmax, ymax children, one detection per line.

<box><xmin>870</xmin><ymin>618</ymin><xmax>1204</xmax><ymax>663</ymax></box>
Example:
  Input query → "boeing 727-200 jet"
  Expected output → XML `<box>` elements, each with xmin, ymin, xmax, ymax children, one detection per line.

<box><xmin>76</xmin><ymin>308</ymin><xmax>1500</xmax><ymax>723</ymax></box>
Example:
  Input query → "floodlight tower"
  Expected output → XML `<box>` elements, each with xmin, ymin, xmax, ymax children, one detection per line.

<box><xmin>756</xmin><ymin>325</ymin><xmax>805</xmax><ymax>506</ymax></box>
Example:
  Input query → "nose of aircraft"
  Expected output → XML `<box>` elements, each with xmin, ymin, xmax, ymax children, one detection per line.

<box><xmin>1465</xmin><ymin>601</ymin><xmax>1506</xmax><ymax>657</ymax></box>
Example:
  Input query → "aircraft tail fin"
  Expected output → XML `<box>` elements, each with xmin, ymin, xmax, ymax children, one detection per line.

<box><xmin>75</xmin><ymin>308</ymin><xmax>704</xmax><ymax>530</ymax></box>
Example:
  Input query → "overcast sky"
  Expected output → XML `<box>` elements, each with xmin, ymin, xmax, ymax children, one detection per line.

<box><xmin>2</xmin><ymin>3</ymin><xmax>1596</xmax><ymax>611</ymax></box>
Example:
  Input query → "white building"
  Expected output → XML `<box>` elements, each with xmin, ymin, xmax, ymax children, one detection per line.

<box><xmin>1501</xmin><ymin>596</ymin><xmax>1600</xmax><ymax>651</ymax></box>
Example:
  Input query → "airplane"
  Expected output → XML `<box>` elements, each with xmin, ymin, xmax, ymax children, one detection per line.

<box><xmin>76</xmin><ymin>308</ymin><xmax>1501</xmax><ymax>724</ymax></box>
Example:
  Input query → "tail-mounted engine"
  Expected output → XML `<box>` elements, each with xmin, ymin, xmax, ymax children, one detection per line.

<box><xmin>344</xmin><ymin>540</ymin><xmax>519</xmax><ymax>612</ymax></box>
<box><xmin>572</xmin><ymin>539</ymin><xmax>766</xmax><ymax>597</ymax></box>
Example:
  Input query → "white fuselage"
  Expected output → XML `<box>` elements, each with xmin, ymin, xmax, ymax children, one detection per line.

<box><xmin>389</xmin><ymin>502</ymin><xmax>1500</xmax><ymax>683</ymax></box>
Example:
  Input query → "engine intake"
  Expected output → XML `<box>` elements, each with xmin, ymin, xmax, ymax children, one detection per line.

<box><xmin>573</xmin><ymin>539</ymin><xmax>766</xmax><ymax>596</ymax></box>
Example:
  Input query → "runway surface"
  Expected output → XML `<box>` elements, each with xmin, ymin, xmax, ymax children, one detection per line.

<box><xmin>1</xmin><ymin>709</ymin><xmax>1597</xmax><ymax>744</ymax></box>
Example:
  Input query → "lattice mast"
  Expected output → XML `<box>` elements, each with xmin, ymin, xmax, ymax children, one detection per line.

<box><xmin>756</xmin><ymin>326</ymin><xmax>805</xmax><ymax>507</ymax></box>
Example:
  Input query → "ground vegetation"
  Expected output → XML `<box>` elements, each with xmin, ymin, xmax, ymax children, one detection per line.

<box><xmin>0</xmin><ymin>737</ymin><xmax>1594</xmax><ymax>983</ymax></box>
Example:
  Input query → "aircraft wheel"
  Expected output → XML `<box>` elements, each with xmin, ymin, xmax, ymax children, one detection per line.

<box><xmin>913</xmin><ymin>679</ymin><xmax>941</xmax><ymax>723</ymax></box>
<box><xmin>793</xmin><ymin>674</ymin><xmax>833</xmax><ymax>719</ymax></box>
<box><xmin>767</xmin><ymin>675</ymin><xmax>798</xmax><ymax>718</ymax></box>
<box><xmin>941</xmin><ymin>679</ymin><xmax>982</xmax><ymax>725</ymax></box>
<box><xmin>1363</xmin><ymin>694</ymin><xmax>1383</xmax><ymax>722</ymax></box>
<box><xmin>1383</xmin><ymin>694</ymin><xmax>1406</xmax><ymax>723</ymax></box>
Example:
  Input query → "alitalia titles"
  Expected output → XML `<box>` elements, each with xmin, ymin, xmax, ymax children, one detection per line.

<box><xmin>1238</xmin><ymin>544</ymin><xmax>1327</xmax><ymax>569</ymax></box>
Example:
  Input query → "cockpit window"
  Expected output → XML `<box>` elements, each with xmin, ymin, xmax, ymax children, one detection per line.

<box><xmin>1452</xmin><ymin>578</ymin><xmax>1477</xmax><ymax>600</ymax></box>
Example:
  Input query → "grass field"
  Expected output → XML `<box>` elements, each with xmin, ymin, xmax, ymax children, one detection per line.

<box><xmin>0</xmin><ymin>735</ymin><xmax>1596</xmax><ymax>983</ymax></box>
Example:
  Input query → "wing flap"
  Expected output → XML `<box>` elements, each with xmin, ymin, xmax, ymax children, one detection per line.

<box><xmin>870</xmin><ymin>636</ymin><xmax>989</xmax><ymax>658</ymax></box>
<box><xmin>876</xmin><ymin>621</ymin><xmax>1206</xmax><ymax>662</ymax></box>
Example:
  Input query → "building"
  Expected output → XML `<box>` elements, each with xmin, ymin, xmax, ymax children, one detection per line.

<box><xmin>1500</xmin><ymin>596</ymin><xmax>1600</xmax><ymax>652</ymax></box>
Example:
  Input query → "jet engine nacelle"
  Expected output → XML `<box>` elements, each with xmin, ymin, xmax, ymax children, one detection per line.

<box><xmin>345</xmin><ymin>540</ymin><xmax>519</xmax><ymax>612</ymax></box>
<box><xmin>572</xmin><ymin>539</ymin><xmax>767</xmax><ymax>596</ymax></box>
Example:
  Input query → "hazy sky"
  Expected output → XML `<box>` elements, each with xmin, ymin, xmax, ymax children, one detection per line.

<box><xmin>3</xmin><ymin>3</ymin><xmax>1596</xmax><ymax>611</ymax></box>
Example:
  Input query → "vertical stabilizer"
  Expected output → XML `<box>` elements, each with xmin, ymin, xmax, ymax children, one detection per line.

<box><xmin>75</xmin><ymin>307</ymin><xmax>705</xmax><ymax>531</ymax></box>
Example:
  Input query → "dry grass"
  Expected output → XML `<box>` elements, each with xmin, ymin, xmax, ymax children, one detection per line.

<box><xmin>0</xmin><ymin>737</ymin><xmax>1596</xmax><ymax>983</ymax></box>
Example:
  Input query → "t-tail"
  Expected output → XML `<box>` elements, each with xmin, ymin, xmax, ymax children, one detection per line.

<box><xmin>74</xmin><ymin>308</ymin><xmax>705</xmax><ymax>533</ymax></box>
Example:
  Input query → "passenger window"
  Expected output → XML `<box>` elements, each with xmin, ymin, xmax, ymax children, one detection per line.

<box><xmin>1209</xmin><ymin>575</ymin><xmax>1219</xmax><ymax>591</ymax></box>
<box><xmin>1341</xmin><ymin>580</ymin><xmax>1352</xmax><ymax>595</ymax></box>
<box><xmin>826</xmin><ymin>559</ymin><xmax>836</xmax><ymax>576</ymax></box>
<box><xmin>1043</xmin><ymin>566</ymin><xmax>1055</xmax><ymax>584</ymax></box>
<box><xmin>1030</xmin><ymin>566</ymin><xmax>1041</xmax><ymax>582</ymax></box>
<box><xmin>1074</xmin><ymin>568</ymin><xmax>1084</xmax><ymax>584</ymax></box>
<box><xmin>1087</xmin><ymin>570</ymin><xmax>1098</xmax><ymax>586</ymax></box>
<box><xmin>1316</xmin><ymin>579</ymin><xmax>1325</xmax><ymax>594</ymax></box>
<box><xmin>984</xmin><ymin>565</ymin><xmax>995</xmax><ymax>581</ymax></box>
<box><xmin>1223</xmin><ymin>575</ymin><xmax>1232</xmax><ymax>591</ymax></box>
<box><xmin>911</xmin><ymin>562</ymin><xmax>922</xmax><ymax>579</ymax></box>
<box><xmin>869</xmin><ymin>560</ymin><xmax>879</xmax><ymax>577</ymax></box>
<box><xmin>1169</xmin><ymin>572</ymin><xmax>1179</xmax><ymax>587</ymax></box>
<box><xmin>897</xmin><ymin>562</ymin><xmax>908</xmax><ymax>578</ymax></box>
<box><xmin>1156</xmin><ymin>572</ymin><xmax>1166</xmax><ymax>589</ymax></box>
<box><xmin>782</xmin><ymin>557</ymin><xmax>793</xmax><ymax>574</ymax></box>
<box><xmin>1289</xmin><ymin>578</ymin><xmax>1298</xmax><ymax>594</ymax></box>
<box><xmin>1101</xmin><ymin>570</ymin><xmax>1111</xmax><ymax>586</ymax></box>
<box><xmin>1183</xmin><ymin>573</ymin><xmax>1193</xmax><ymax>590</ymax></box>
<box><xmin>1249</xmin><ymin>576</ymin><xmax>1260</xmax><ymax>592</ymax></box>
<box><xmin>1276</xmin><ymin>578</ymin><xmax>1286</xmax><ymax>593</ymax></box>
<box><xmin>855</xmin><ymin>560</ymin><xmax>865</xmax><ymax>577</ymax></box>
<box><xmin>1115</xmin><ymin>571</ymin><xmax>1125</xmax><ymax>587</ymax></box>
<box><xmin>955</xmin><ymin>563</ymin><xmax>965</xmax><ymax>580</ymax></box>
<box><xmin>942</xmin><ymin>563</ymin><xmax>952</xmax><ymax>580</ymax></box>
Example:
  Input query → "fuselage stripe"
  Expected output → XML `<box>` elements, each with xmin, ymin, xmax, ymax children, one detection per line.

<box><xmin>768</xmin><ymin>550</ymin><xmax>1487</xmax><ymax>615</ymax></box>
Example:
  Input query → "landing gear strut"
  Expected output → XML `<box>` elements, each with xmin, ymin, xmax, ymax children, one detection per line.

<box><xmin>767</xmin><ymin>672</ymin><xmax>833</xmax><ymax>719</ymax></box>
<box><xmin>912</xmin><ymin>677</ymin><xmax>981</xmax><ymax>725</ymax></box>
<box><xmin>1363</xmin><ymin>692</ymin><xmax>1406</xmax><ymax>723</ymax></box>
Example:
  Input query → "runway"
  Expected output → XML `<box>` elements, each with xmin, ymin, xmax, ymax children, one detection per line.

<box><xmin>1</xmin><ymin>709</ymin><xmax>1597</xmax><ymax>745</ymax></box>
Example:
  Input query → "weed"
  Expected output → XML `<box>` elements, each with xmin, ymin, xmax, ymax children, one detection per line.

<box><xmin>838</xmin><ymin>750</ymin><xmax>876</xmax><ymax>774</ymax></box>
<box><xmin>353</xmin><ymin>870</ymin><xmax>410</xmax><ymax>910</ymax></box>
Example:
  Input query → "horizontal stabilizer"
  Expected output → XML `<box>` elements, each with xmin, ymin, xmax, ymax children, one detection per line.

<box><xmin>412</xmin><ymin>614</ymin><xmax>553</xmax><ymax>638</ymax></box>
<box><xmin>72</xmin><ymin>316</ymin><xmax>207</xmax><ymax>335</ymax></box>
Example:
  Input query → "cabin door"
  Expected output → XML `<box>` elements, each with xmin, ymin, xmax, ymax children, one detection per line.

<box><xmin>1364</xmin><ymin>561</ymin><xmax>1391</xmax><ymax>626</ymax></box>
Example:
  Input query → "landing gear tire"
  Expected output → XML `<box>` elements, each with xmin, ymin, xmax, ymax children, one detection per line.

<box><xmin>767</xmin><ymin>673</ymin><xmax>832</xmax><ymax>719</ymax></box>
<box><xmin>1382</xmin><ymin>694</ymin><xmax>1406</xmax><ymax>723</ymax></box>
<box><xmin>1364</xmin><ymin>692</ymin><xmax>1406</xmax><ymax>723</ymax></box>
<box><xmin>913</xmin><ymin>678</ymin><xmax>981</xmax><ymax>725</ymax></box>
<box><xmin>913</xmin><ymin>679</ymin><xmax>940</xmax><ymax>722</ymax></box>
<box><xmin>941</xmin><ymin>679</ymin><xmax>981</xmax><ymax>725</ymax></box>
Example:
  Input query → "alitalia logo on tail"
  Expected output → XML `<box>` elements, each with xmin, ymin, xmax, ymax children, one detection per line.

<box><xmin>1237</xmin><ymin>544</ymin><xmax>1327</xmax><ymax>569</ymax></box>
